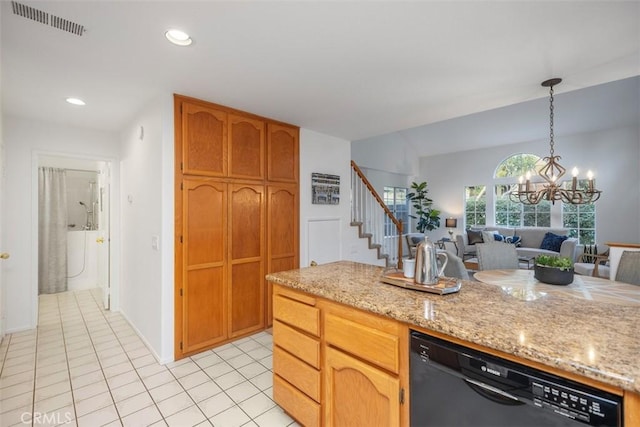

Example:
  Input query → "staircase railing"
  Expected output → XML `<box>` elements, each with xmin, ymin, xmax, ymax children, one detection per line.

<box><xmin>350</xmin><ymin>161</ymin><xmax>404</xmax><ymax>268</ymax></box>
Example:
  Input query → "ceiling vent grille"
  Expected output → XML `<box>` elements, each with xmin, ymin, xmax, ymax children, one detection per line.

<box><xmin>11</xmin><ymin>1</ymin><xmax>85</xmax><ymax>36</ymax></box>
<box><xmin>50</xmin><ymin>15</ymin><xmax>84</xmax><ymax>36</ymax></box>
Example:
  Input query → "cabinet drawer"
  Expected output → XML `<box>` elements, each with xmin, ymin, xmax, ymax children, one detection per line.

<box><xmin>325</xmin><ymin>312</ymin><xmax>400</xmax><ymax>373</ymax></box>
<box><xmin>273</xmin><ymin>346</ymin><xmax>320</xmax><ymax>402</ymax></box>
<box><xmin>273</xmin><ymin>320</ymin><xmax>320</xmax><ymax>369</ymax></box>
<box><xmin>274</xmin><ymin>374</ymin><xmax>320</xmax><ymax>427</ymax></box>
<box><xmin>273</xmin><ymin>294</ymin><xmax>319</xmax><ymax>336</ymax></box>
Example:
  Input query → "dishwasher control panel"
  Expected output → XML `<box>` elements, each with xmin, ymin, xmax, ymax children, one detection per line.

<box><xmin>531</xmin><ymin>379</ymin><xmax>619</xmax><ymax>425</ymax></box>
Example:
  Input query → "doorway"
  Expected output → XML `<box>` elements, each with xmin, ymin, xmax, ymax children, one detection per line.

<box><xmin>37</xmin><ymin>155</ymin><xmax>112</xmax><ymax>310</ymax></box>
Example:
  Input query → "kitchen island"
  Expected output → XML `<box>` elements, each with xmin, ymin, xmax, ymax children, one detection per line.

<box><xmin>266</xmin><ymin>261</ymin><xmax>639</xmax><ymax>426</ymax></box>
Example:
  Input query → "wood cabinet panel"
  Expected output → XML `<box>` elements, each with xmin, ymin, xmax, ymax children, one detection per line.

<box><xmin>325</xmin><ymin>346</ymin><xmax>400</xmax><ymax>427</ymax></box>
<box><xmin>625</xmin><ymin>391</ymin><xmax>640</xmax><ymax>426</ymax></box>
<box><xmin>230</xmin><ymin>184</ymin><xmax>264</xmax><ymax>260</ymax></box>
<box><xmin>274</xmin><ymin>283</ymin><xmax>316</xmax><ymax>306</ymax></box>
<box><xmin>274</xmin><ymin>375</ymin><xmax>320</xmax><ymax>427</ymax></box>
<box><xmin>184</xmin><ymin>180</ymin><xmax>226</xmax><ymax>266</ymax></box>
<box><xmin>182</xmin><ymin>103</ymin><xmax>227</xmax><ymax>176</ymax></box>
<box><xmin>325</xmin><ymin>312</ymin><xmax>400</xmax><ymax>374</ymax></box>
<box><xmin>273</xmin><ymin>320</ymin><xmax>320</xmax><ymax>369</ymax></box>
<box><xmin>229</xmin><ymin>114</ymin><xmax>264</xmax><ymax>179</ymax></box>
<box><xmin>273</xmin><ymin>346</ymin><xmax>320</xmax><ymax>402</ymax></box>
<box><xmin>229</xmin><ymin>261</ymin><xmax>264</xmax><ymax>337</ymax></box>
<box><xmin>184</xmin><ymin>268</ymin><xmax>226</xmax><ymax>352</ymax></box>
<box><xmin>267</xmin><ymin>124</ymin><xmax>299</xmax><ymax>182</ymax></box>
<box><xmin>267</xmin><ymin>184</ymin><xmax>298</xmax><ymax>261</ymax></box>
<box><xmin>273</xmin><ymin>294</ymin><xmax>319</xmax><ymax>336</ymax></box>
<box><xmin>229</xmin><ymin>183</ymin><xmax>265</xmax><ymax>337</ymax></box>
<box><xmin>182</xmin><ymin>178</ymin><xmax>228</xmax><ymax>353</ymax></box>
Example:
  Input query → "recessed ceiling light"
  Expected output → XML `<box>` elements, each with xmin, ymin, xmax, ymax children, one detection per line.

<box><xmin>165</xmin><ymin>29</ymin><xmax>192</xmax><ymax>46</ymax></box>
<box><xmin>66</xmin><ymin>97</ymin><xmax>86</xmax><ymax>106</ymax></box>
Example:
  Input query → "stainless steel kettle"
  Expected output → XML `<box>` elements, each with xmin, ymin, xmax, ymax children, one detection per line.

<box><xmin>414</xmin><ymin>236</ymin><xmax>448</xmax><ymax>285</ymax></box>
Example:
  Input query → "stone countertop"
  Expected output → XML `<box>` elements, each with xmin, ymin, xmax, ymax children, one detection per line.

<box><xmin>266</xmin><ymin>261</ymin><xmax>640</xmax><ymax>393</ymax></box>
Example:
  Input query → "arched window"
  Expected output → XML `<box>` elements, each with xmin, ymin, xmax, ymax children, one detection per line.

<box><xmin>494</xmin><ymin>153</ymin><xmax>543</xmax><ymax>178</ymax></box>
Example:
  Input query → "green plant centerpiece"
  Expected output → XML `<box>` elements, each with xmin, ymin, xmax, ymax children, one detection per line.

<box><xmin>407</xmin><ymin>181</ymin><xmax>441</xmax><ymax>233</ymax></box>
<box><xmin>534</xmin><ymin>255</ymin><xmax>575</xmax><ymax>285</ymax></box>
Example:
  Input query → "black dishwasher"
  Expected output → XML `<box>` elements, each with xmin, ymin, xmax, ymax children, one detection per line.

<box><xmin>410</xmin><ymin>331</ymin><xmax>622</xmax><ymax>427</ymax></box>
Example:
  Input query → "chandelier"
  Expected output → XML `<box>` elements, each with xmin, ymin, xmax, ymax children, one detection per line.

<box><xmin>510</xmin><ymin>78</ymin><xmax>602</xmax><ymax>205</ymax></box>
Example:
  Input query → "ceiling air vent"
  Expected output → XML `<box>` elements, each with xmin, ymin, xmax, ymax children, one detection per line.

<box><xmin>11</xmin><ymin>1</ymin><xmax>85</xmax><ymax>36</ymax></box>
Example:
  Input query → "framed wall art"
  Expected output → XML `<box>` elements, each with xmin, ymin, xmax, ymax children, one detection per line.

<box><xmin>311</xmin><ymin>173</ymin><xmax>340</xmax><ymax>205</ymax></box>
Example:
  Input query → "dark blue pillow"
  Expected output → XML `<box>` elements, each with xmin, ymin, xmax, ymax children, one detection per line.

<box><xmin>505</xmin><ymin>235</ymin><xmax>522</xmax><ymax>246</ymax></box>
<box><xmin>540</xmin><ymin>232</ymin><xmax>568</xmax><ymax>252</ymax></box>
<box><xmin>493</xmin><ymin>233</ymin><xmax>505</xmax><ymax>242</ymax></box>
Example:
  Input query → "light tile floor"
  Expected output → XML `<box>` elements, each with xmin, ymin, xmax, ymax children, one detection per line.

<box><xmin>0</xmin><ymin>289</ymin><xmax>297</xmax><ymax>427</ymax></box>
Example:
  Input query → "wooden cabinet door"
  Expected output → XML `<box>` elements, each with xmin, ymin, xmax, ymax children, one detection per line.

<box><xmin>266</xmin><ymin>184</ymin><xmax>299</xmax><ymax>326</ymax></box>
<box><xmin>267</xmin><ymin>123</ymin><xmax>299</xmax><ymax>182</ymax></box>
<box><xmin>325</xmin><ymin>347</ymin><xmax>400</xmax><ymax>427</ymax></box>
<box><xmin>229</xmin><ymin>183</ymin><xmax>265</xmax><ymax>337</ymax></box>
<box><xmin>229</xmin><ymin>114</ymin><xmax>265</xmax><ymax>180</ymax></box>
<box><xmin>182</xmin><ymin>179</ymin><xmax>228</xmax><ymax>353</ymax></box>
<box><xmin>182</xmin><ymin>103</ymin><xmax>227</xmax><ymax>176</ymax></box>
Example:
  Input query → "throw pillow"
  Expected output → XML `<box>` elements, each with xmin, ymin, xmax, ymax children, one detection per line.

<box><xmin>493</xmin><ymin>233</ymin><xmax>505</xmax><ymax>242</ymax></box>
<box><xmin>467</xmin><ymin>230</ymin><xmax>483</xmax><ymax>245</ymax></box>
<box><xmin>504</xmin><ymin>235</ymin><xmax>522</xmax><ymax>247</ymax></box>
<box><xmin>540</xmin><ymin>232</ymin><xmax>568</xmax><ymax>252</ymax></box>
<box><xmin>482</xmin><ymin>230</ymin><xmax>500</xmax><ymax>244</ymax></box>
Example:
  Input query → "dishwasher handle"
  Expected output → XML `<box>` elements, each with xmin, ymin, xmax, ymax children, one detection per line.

<box><xmin>417</xmin><ymin>350</ymin><xmax>527</xmax><ymax>407</ymax></box>
<box><xmin>464</xmin><ymin>377</ymin><xmax>525</xmax><ymax>406</ymax></box>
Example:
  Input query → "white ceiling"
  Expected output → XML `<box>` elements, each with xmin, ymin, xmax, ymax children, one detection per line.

<box><xmin>2</xmin><ymin>1</ymin><xmax>639</xmax><ymax>151</ymax></box>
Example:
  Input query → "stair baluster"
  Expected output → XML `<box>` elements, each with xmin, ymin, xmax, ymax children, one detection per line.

<box><xmin>350</xmin><ymin>161</ymin><xmax>404</xmax><ymax>268</ymax></box>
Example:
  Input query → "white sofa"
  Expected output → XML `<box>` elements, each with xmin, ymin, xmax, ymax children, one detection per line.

<box><xmin>455</xmin><ymin>226</ymin><xmax>580</xmax><ymax>262</ymax></box>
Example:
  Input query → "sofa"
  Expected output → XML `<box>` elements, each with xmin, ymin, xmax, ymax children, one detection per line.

<box><xmin>455</xmin><ymin>227</ymin><xmax>580</xmax><ymax>262</ymax></box>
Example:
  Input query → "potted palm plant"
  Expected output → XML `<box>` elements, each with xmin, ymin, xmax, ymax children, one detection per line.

<box><xmin>407</xmin><ymin>181</ymin><xmax>441</xmax><ymax>233</ymax></box>
<box><xmin>534</xmin><ymin>255</ymin><xmax>574</xmax><ymax>285</ymax></box>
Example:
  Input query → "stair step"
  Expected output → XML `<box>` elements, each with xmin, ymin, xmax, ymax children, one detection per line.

<box><xmin>349</xmin><ymin>220</ymin><xmax>392</xmax><ymax>268</ymax></box>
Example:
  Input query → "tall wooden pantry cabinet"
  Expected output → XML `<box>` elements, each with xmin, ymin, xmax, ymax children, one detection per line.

<box><xmin>174</xmin><ymin>95</ymin><xmax>299</xmax><ymax>359</ymax></box>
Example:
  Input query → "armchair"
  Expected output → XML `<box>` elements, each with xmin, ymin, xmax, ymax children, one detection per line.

<box><xmin>405</xmin><ymin>233</ymin><xmax>424</xmax><ymax>258</ymax></box>
<box><xmin>574</xmin><ymin>252</ymin><xmax>611</xmax><ymax>279</ymax></box>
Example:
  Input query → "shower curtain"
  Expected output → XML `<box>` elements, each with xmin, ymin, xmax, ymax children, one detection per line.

<box><xmin>38</xmin><ymin>167</ymin><xmax>68</xmax><ymax>294</ymax></box>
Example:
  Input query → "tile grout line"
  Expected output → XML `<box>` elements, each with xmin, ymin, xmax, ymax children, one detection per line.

<box><xmin>56</xmin><ymin>292</ymin><xmax>80</xmax><ymax>426</ymax></box>
<box><xmin>84</xmin><ymin>288</ymin><xmax>173</xmax><ymax>426</ymax></box>
<box><xmin>0</xmin><ymin>333</ymin><xmax>14</xmax><ymax>381</ymax></box>
<box><xmin>69</xmin><ymin>290</ymin><xmax>125</xmax><ymax>425</ymax></box>
<box><xmin>30</xmin><ymin>313</ymin><xmax>38</xmax><ymax>427</ymax></box>
<box><xmin>207</xmin><ymin>339</ymin><xmax>280</xmax><ymax>424</ymax></box>
<box><xmin>187</xmin><ymin>344</ymin><xmax>260</xmax><ymax>424</ymax></box>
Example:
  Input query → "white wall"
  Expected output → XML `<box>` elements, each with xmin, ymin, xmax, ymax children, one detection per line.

<box><xmin>351</xmin><ymin>133</ymin><xmax>421</xmax><ymax>178</ymax></box>
<box><xmin>2</xmin><ymin>116</ymin><xmax>120</xmax><ymax>332</ymax></box>
<box><xmin>300</xmin><ymin>129</ymin><xmax>381</xmax><ymax>267</ymax></box>
<box><xmin>420</xmin><ymin>125</ymin><xmax>640</xmax><ymax>244</ymax></box>
<box><xmin>119</xmin><ymin>94</ymin><xmax>174</xmax><ymax>363</ymax></box>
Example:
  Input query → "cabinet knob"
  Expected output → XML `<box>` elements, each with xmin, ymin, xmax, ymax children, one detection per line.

<box><xmin>96</xmin><ymin>237</ymin><xmax>105</xmax><ymax>244</ymax></box>
<box><xmin>0</xmin><ymin>253</ymin><xmax>10</xmax><ymax>260</ymax></box>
